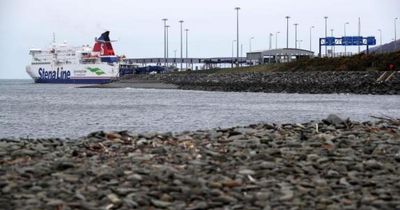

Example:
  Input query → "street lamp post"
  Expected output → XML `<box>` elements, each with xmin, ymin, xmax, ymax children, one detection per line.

<box><xmin>378</xmin><ymin>29</ymin><xmax>383</xmax><ymax>53</ymax></box>
<box><xmin>324</xmin><ymin>16</ymin><xmax>328</xmax><ymax>56</ymax></box>
<box><xmin>179</xmin><ymin>20</ymin><xmax>184</xmax><ymax>70</ymax></box>
<box><xmin>235</xmin><ymin>7</ymin><xmax>240</xmax><ymax>67</ymax></box>
<box><xmin>331</xmin><ymin>29</ymin><xmax>334</xmax><ymax>56</ymax></box>
<box><xmin>174</xmin><ymin>50</ymin><xmax>177</xmax><ymax>66</ymax></box>
<box><xmin>358</xmin><ymin>17</ymin><xmax>361</xmax><ymax>53</ymax></box>
<box><xmin>344</xmin><ymin>22</ymin><xmax>349</xmax><ymax>55</ymax></box>
<box><xmin>269</xmin><ymin>33</ymin><xmax>273</xmax><ymax>50</ymax></box>
<box><xmin>294</xmin><ymin>23</ymin><xmax>299</xmax><ymax>49</ymax></box>
<box><xmin>249</xmin><ymin>37</ymin><xmax>254</xmax><ymax>52</ymax></box>
<box><xmin>162</xmin><ymin>18</ymin><xmax>168</xmax><ymax>66</ymax></box>
<box><xmin>166</xmin><ymin>25</ymin><xmax>170</xmax><ymax>67</ymax></box>
<box><xmin>185</xmin><ymin>29</ymin><xmax>189</xmax><ymax>69</ymax></box>
<box><xmin>309</xmin><ymin>26</ymin><xmax>314</xmax><ymax>52</ymax></box>
<box><xmin>298</xmin><ymin>40</ymin><xmax>303</xmax><ymax>49</ymax></box>
<box><xmin>276</xmin><ymin>31</ymin><xmax>280</xmax><ymax>49</ymax></box>
<box><xmin>231</xmin><ymin>40</ymin><xmax>236</xmax><ymax>68</ymax></box>
<box><xmin>285</xmin><ymin>16</ymin><xmax>290</xmax><ymax>48</ymax></box>
<box><xmin>395</xmin><ymin>18</ymin><xmax>398</xmax><ymax>50</ymax></box>
<box><xmin>268</xmin><ymin>34</ymin><xmax>273</xmax><ymax>64</ymax></box>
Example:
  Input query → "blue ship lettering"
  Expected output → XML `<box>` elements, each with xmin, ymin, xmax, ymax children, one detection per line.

<box><xmin>38</xmin><ymin>68</ymin><xmax>71</xmax><ymax>80</ymax></box>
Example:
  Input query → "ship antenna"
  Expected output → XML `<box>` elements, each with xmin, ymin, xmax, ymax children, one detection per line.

<box><xmin>52</xmin><ymin>32</ymin><xmax>56</xmax><ymax>43</ymax></box>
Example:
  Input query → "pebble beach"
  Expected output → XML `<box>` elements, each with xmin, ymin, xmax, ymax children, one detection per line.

<box><xmin>1</xmin><ymin>115</ymin><xmax>400</xmax><ymax>210</ymax></box>
<box><xmin>2</xmin><ymin>1</ymin><xmax>399</xmax><ymax>210</ymax></box>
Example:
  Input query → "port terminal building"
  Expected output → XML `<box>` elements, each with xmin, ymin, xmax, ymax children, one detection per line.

<box><xmin>246</xmin><ymin>48</ymin><xmax>314</xmax><ymax>65</ymax></box>
<box><xmin>123</xmin><ymin>48</ymin><xmax>314</xmax><ymax>70</ymax></box>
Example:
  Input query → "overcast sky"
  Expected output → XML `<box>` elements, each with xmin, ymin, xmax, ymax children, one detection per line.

<box><xmin>0</xmin><ymin>0</ymin><xmax>399</xmax><ymax>79</ymax></box>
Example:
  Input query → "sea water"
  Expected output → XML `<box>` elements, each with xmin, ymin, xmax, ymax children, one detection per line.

<box><xmin>0</xmin><ymin>79</ymin><xmax>399</xmax><ymax>138</ymax></box>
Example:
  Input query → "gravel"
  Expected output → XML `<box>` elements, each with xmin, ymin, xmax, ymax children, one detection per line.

<box><xmin>1</xmin><ymin>115</ymin><xmax>400</xmax><ymax>209</ymax></box>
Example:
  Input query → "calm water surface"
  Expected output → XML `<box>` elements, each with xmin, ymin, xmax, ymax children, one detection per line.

<box><xmin>0</xmin><ymin>80</ymin><xmax>399</xmax><ymax>138</ymax></box>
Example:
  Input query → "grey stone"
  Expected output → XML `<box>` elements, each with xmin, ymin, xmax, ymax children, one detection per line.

<box><xmin>151</xmin><ymin>199</ymin><xmax>171</xmax><ymax>208</ymax></box>
<box><xmin>324</xmin><ymin>114</ymin><xmax>345</xmax><ymax>125</ymax></box>
<box><xmin>364</xmin><ymin>159</ymin><xmax>383</xmax><ymax>170</ymax></box>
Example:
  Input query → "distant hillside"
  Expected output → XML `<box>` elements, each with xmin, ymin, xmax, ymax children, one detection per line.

<box><xmin>367</xmin><ymin>39</ymin><xmax>400</xmax><ymax>54</ymax></box>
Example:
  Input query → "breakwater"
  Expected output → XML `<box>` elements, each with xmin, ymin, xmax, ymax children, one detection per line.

<box><xmin>122</xmin><ymin>71</ymin><xmax>400</xmax><ymax>94</ymax></box>
<box><xmin>1</xmin><ymin>115</ymin><xmax>400</xmax><ymax>209</ymax></box>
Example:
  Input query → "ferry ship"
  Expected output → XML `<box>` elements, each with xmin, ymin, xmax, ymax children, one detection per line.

<box><xmin>26</xmin><ymin>31</ymin><xmax>120</xmax><ymax>84</ymax></box>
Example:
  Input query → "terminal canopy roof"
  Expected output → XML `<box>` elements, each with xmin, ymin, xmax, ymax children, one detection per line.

<box><xmin>247</xmin><ymin>48</ymin><xmax>314</xmax><ymax>57</ymax></box>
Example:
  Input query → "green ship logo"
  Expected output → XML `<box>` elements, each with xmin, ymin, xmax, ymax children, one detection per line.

<box><xmin>87</xmin><ymin>67</ymin><xmax>105</xmax><ymax>75</ymax></box>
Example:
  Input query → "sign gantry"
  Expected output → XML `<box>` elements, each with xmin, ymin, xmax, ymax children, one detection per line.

<box><xmin>319</xmin><ymin>36</ymin><xmax>376</xmax><ymax>56</ymax></box>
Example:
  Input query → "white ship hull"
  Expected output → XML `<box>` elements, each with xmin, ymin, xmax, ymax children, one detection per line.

<box><xmin>26</xmin><ymin>63</ymin><xmax>118</xmax><ymax>84</ymax></box>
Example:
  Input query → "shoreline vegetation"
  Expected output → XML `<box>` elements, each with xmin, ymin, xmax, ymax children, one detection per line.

<box><xmin>83</xmin><ymin>51</ymin><xmax>400</xmax><ymax>94</ymax></box>
<box><xmin>1</xmin><ymin>115</ymin><xmax>400</xmax><ymax>209</ymax></box>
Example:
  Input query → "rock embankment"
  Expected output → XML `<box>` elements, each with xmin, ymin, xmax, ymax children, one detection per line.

<box><xmin>1</xmin><ymin>115</ymin><xmax>400</xmax><ymax>209</ymax></box>
<box><xmin>124</xmin><ymin>71</ymin><xmax>400</xmax><ymax>94</ymax></box>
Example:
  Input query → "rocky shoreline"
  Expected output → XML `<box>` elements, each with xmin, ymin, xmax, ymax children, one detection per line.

<box><xmin>114</xmin><ymin>71</ymin><xmax>400</xmax><ymax>94</ymax></box>
<box><xmin>1</xmin><ymin>115</ymin><xmax>400</xmax><ymax>209</ymax></box>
